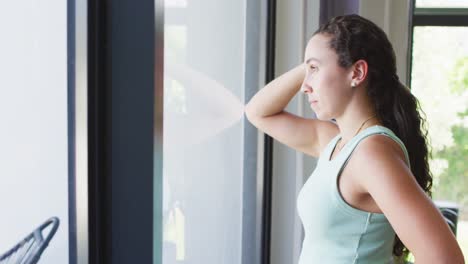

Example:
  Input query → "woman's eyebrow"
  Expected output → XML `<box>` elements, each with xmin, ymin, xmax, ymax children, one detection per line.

<box><xmin>305</xmin><ymin>57</ymin><xmax>321</xmax><ymax>64</ymax></box>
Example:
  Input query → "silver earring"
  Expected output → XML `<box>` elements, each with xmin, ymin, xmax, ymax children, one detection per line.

<box><xmin>351</xmin><ymin>82</ymin><xmax>356</xmax><ymax>88</ymax></box>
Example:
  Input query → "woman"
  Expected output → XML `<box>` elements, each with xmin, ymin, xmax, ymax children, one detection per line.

<box><xmin>245</xmin><ymin>14</ymin><xmax>465</xmax><ymax>263</ymax></box>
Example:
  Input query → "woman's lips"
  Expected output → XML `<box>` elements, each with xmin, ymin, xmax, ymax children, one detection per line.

<box><xmin>309</xmin><ymin>100</ymin><xmax>318</xmax><ymax>105</ymax></box>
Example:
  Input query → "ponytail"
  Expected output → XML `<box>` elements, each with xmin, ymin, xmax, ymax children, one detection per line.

<box><xmin>369</xmin><ymin>75</ymin><xmax>433</xmax><ymax>260</ymax></box>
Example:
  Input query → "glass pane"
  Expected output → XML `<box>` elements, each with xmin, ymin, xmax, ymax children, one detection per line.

<box><xmin>161</xmin><ymin>0</ymin><xmax>245</xmax><ymax>263</ymax></box>
<box><xmin>416</xmin><ymin>0</ymin><xmax>468</xmax><ymax>8</ymax></box>
<box><xmin>0</xmin><ymin>2</ymin><xmax>68</xmax><ymax>263</ymax></box>
<box><xmin>411</xmin><ymin>26</ymin><xmax>468</xmax><ymax>261</ymax></box>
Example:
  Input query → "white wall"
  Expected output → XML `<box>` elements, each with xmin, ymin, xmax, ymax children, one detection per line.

<box><xmin>0</xmin><ymin>1</ymin><xmax>69</xmax><ymax>263</ymax></box>
<box><xmin>359</xmin><ymin>0</ymin><xmax>411</xmax><ymax>85</ymax></box>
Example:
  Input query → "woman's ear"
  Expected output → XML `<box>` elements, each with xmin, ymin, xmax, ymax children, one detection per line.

<box><xmin>350</xmin><ymin>59</ymin><xmax>368</xmax><ymax>87</ymax></box>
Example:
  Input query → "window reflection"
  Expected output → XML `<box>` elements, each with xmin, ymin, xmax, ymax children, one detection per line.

<box><xmin>161</xmin><ymin>1</ymin><xmax>245</xmax><ymax>263</ymax></box>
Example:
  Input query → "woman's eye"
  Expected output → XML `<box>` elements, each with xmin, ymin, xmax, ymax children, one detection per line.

<box><xmin>309</xmin><ymin>65</ymin><xmax>317</xmax><ymax>71</ymax></box>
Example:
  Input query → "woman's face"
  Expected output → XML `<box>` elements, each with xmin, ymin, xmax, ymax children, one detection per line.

<box><xmin>302</xmin><ymin>33</ymin><xmax>353</xmax><ymax>120</ymax></box>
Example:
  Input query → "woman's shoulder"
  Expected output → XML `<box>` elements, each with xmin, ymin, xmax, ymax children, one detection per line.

<box><xmin>347</xmin><ymin>131</ymin><xmax>412</xmax><ymax>195</ymax></box>
<box><xmin>354</xmin><ymin>125</ymin><xmax>406</xmax><ymax>157</ymax></box>
<box><xmin>361</xmin><ymin>126</ymin><xmax>410</xmax><ymax>167</ymax></box>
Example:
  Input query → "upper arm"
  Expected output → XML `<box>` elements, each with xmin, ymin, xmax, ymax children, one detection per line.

<box><xmin>355</xmin><ymin>136</ymin><xmax>465</xmax><ymax>263</ymax></box>
<box><xmin>245</xmin><ymin>110</ymin><xmax>339</xmax><ymax>157</ymax></box>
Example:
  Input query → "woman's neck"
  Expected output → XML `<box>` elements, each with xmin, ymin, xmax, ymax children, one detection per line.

<box><xmin>334</xmin><ymin>108</ymin><xmax>383</xmax><ymax>143</ymax></box>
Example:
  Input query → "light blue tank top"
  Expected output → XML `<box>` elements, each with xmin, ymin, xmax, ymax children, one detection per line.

<box><xmin>296</xmin><ymin>125</ymin><xmax>411</xmax><ymax>264</ymax></box>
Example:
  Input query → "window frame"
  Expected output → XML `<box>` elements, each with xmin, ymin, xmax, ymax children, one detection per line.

<box><xmin>82</xmin><ymin>0</ymin><xmax>272</xmax><ymax>263</ymax></box>
<box><xmin>408</xmin><ymin>1</ymin><xmax>468</xmax><ymax>85</ymax></box>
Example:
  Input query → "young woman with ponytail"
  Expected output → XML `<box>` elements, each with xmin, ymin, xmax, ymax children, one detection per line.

<box><xmin>245</xmin><ymin>14</ymin><xmax>464</xmax><ymax>263</ymax></box>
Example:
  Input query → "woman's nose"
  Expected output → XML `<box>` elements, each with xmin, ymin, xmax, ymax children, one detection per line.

<box><xmin>301</xmin><ymin>83</ymin><xmax>313</xmax><ymax>94</ymax></box>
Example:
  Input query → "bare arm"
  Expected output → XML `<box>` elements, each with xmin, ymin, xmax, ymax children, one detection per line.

<box><xmin>355</xmin><ymin>136</ymin><xmax>465</xmax><ymax>264</ymax></box>
<box><xmin>245</xmin><ymin>63</ymin><xmax>338</xmax><ymax>157</ymax></box>
<box><xmin>245</xmin><ymin>64</ymin><xmax>305</xmax><ymax>117</ymax></box>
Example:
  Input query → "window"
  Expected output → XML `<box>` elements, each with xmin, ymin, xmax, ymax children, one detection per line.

<box><xmin>161</xmin><ymin>0</ymin><xmax>265</xmax><ymax>263</ymax></box>
<box><xmin>410</xmin><ymin>0</ymin><xmax>468</xmax><ymax>261</ymax></box>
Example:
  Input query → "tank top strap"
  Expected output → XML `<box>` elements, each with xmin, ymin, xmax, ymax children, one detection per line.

<box><xmin>335</xmin><ymin>125</ymin><xmax>411</xmax><ymax>170</ymax></box>
<box><xmin>320</xmin><ymin>134</ymin><xmax>342</xmax><ymax>164</ymax></box>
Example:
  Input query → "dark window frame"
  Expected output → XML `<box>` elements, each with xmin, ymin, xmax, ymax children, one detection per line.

<box><xmin>263</xmin><ymin>0</ymin><xmax>276</xmax><ymax>263</ymax></box>
<box><xmin>85</xmin><ymin>0</ymin><xmax>159</xmax><ymax>263</ymax></box>
<box><xmin>83</xmin><ymin>0</ymin><xmax>272</xmax><ymax>264</ymax></box>
<box><xmin>408</xmin><ymin>1</ymin><xmax>468</xmax><ymax>85</ymax></box>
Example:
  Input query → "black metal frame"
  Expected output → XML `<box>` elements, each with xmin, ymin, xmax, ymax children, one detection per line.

<box><xmin>414</xmin><ymin>8</ymin><xmax>468</xmax><ymax>26</ymax></box>
<box><xmin>262</xmin><ymin>0</ymin><xmax>276</xmax><ymax>263</ymax></box>
<box><xmin>87</xmin><ymin>0</ymin><xmax>158</xmax><ymax>263</ymax></box>
<box><xmin>88</xmin><ymin>0</ymin><xmax>109</xmax><ymax>263</ymax></box>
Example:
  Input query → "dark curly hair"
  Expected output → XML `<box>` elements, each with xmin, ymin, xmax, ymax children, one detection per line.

<box><xmin>314</xmin><ymin>14</ymin><xmax>433</xmax><ymax>261</ymax></box>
